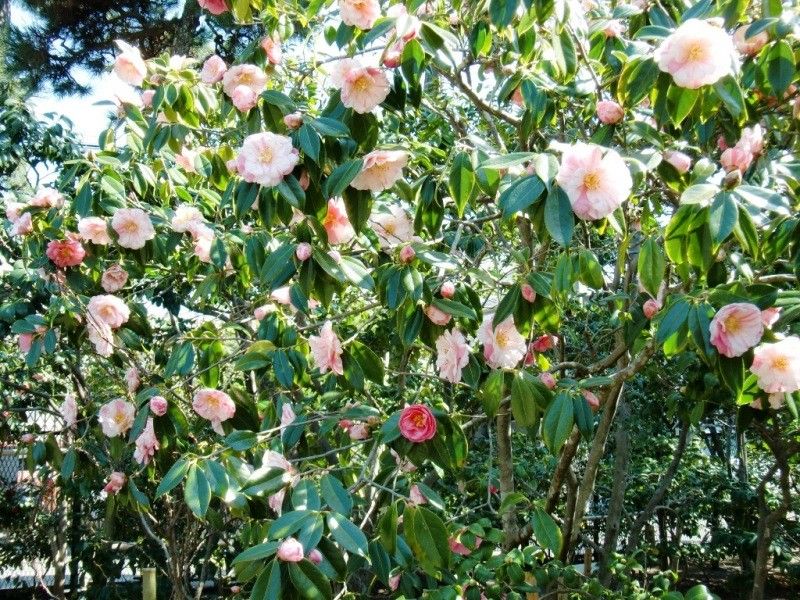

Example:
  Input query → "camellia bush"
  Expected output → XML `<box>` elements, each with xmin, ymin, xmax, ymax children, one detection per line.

<box><xmin>2</xmin><ymin>0</ymin><xmax>799</xmax><ymax>599</ymax></box>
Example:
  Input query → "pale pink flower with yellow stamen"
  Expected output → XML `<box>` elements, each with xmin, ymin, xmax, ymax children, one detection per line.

<box><xmin>133</xmin><ymin>417</ymin><xmax>159</xmax><ymax>465</ymax></box>
<box><xmin>750</xmin><ymin>337</ymin><xmax>800</xmax><ymax>393</ymax></box>
<box><xmin>222</xmin><ymin>64</ymin><xmax>266</xmax><ymax>97</ymax></box>
<box><xmin>78</xmin><ymin>217</ymin><xmax>112</xmax><ymax>245</ymax></box>
<box><xmin>350</xmin><ymin>150</ymin><xmax>408</xmax><ymax>192</ymax></box>
<box><xmin>370</xmin><ymin>205</ymin><xmax>414</xmax><ymax>248</ymax></box>
<box><xmin>322</xmin><ymin>198</ymin><xmax>355</xmax><ymax>245</ymax></box>
<box><xmin>341</xmin><ymin>65</ymin><xmax>390</xmax><ymax>113</ymax></box>
<box><xmin>709</xmin><ymin>303</ymin><xmax>764</xmax><ymax>358</ymax></box>
<box><xmin>98</xmin><ymin>399</ymin><xmax>135</xmax><ymax>438</ymax></box>
<box><xmin>308</xmin><ymin>321</ymin><xmax>344</xmax><ymax>375</ymax></box>
<box><xmin>29</xmin><ymin>188</ymin><xmax>64</xmax><ymax>208</ymax></box>
<box><xmin>235</xmin><ymin>132</ymin><xmax>299</xmax><ymax>187</ymax></box>
<box><xmin>192</xmin><ymin>389</ymin><xmax>236</xmax><ymax>434</ymax></box>
<box><xmin>201</xmin><ymin>55</ymin><xmax>227</xmax><ymax>84</ymax></box>
<box><xmin>654</xmin><ymin>19</ymin><xmax>736</xmax><ymax>89</ymax></box>
<box><xmin>556</xmin><ymin>142</ymin><xmax>631</xmax><ymax>221</ymax></box>
<box><xmin>477</xmin><ymin>316</ymin><xmax>527</xmax><ymax>369</ymax></box>
<box><xmin>112</xmin><ymin>208</ymin><xmax>155</xmax><ymax>249</ymax></box>
<box><xmin>87</xmin><ymin>295</ymin><xmax>130</xmax><ymax>329</ymax></box>
<box><xmin>113</xmin><ymin>41</ymin><xmax>147</xmax><ymax>86</ymax></box>
<box><xmin>339</xmin><ymin>0</ymin><xmax>380</xmax><ymax>29</ymax></box>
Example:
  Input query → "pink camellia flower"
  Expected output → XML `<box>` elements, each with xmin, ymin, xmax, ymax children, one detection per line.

<box><xmin>643</xmin><ymin>298</ymin><xmax>662</xmax><ymax>319</ymax></box>
<box><xmin>112</xmin><ymin>208</ymin><xmax>155</xmax><ymax>249</ymax></box>
<box><xmin>425</xmin><ymin>305</ymin><xmax>452</xmax><ymax>326</ymax></box>
<box><xmin>750</xmin><ymin>337</ymin><xmax>800</xmax><ymax>393</ymax></box>
<box><xmin>260</xmin><ymin>36</ymin><xmax>282</xmax><ymax>65</ymax></box>
<box><xmin>30</xmin><ymin>188</ymin><xmax>64</xmax><ymax>208</ymax></box>
<box><xmin>596</xmin><ymin>100</ymin><xmax>624</xmax><ymax>125</ymax></box>
<box><xmin>603</xmin><ymin>19</ymin><xmax>626</xmax><ymax>38</ymax></box>
<box><xmin>5</xmin><ymin>201</ymin><xmax>23</xmax><ymax>221</ymax></box>
<box><xmin>10</xmin><ymin>213</ymin><xmax>32</xmax><ymax>236</ymax></box>
<box><xmin>222</xmin><ymin>64</ymin><xmax>266</xmax><ymax>98</ymax></box>
<box><xmin>298</xmin><ymin>170</ymin><xmax>310</xmax><ymax>190</ymax></box>
<box><xmin>340</xmin><ymin>64</ymin><xmax>390</xmax><ymax>114</ymax></box>
<box><xmin>102</xmin><ymin>264</ymin><xmax>129</xmax><ymax>293</ymax></box>
<box><xmin>322</xmin><ymin>198</ymin><xmax>355</xmax><ymax>245</ymax></box>
<box><xmin>556</xmin><ymin>142</ymin><xmax>632</xmax><ymax>221</ymax></box>
<box><xmin>524</xmin><ymin>343</ymin><xmax>536</xmax><ymax>367</ymax></box>
<box><xmin>253</xmin><ymin>304</ymin><xmax>274</xmax><ymax>320</ymax></box>
<box><xmin>61</xmin><ymin>394</ymin><xmax>78</xmax><ymax>429</ymax></box>
<box><xmin>308</xmin><ymin>549</ymin><xmax>323</xmax><ymax>565</ymax></box>
<box><xmin>399</xmin><ymin>404</ymin><xmax>437</xmax><ymax>443</ymax></box>
<box><xmin>113</xmin><ymin>41</ymin><xmax>147</xmax><ymax>86</ymax></box>
<box><xmin>388</xmin><ymin>4</ymin><xmax>420</xmax><ymax>41</ymax></box>
<box><xmin>739</xmin><ymin>125</ymin><xmax>764</xmax><ymax>156</ymax></box>
<box><xmin>409</xmin><ymin>484</ymin><xmax>427</xmax><ymax>505</ymax></box>
<box><xmin>295</xmin><ymin>242</ymin><xmax>312</xmax><ymax>261</ymax></box>
<box><xmin>435</xmin><ymin>329</ymin><xmax>470</xmax><ymax>384</ymax></box>
<box><xmin>449</xmin><ymin>538</ymin><xmax>471</xmax><ymax>556</ymax></box>
<box><xmin>440</xmin><ymin>281</ymin><xmax>456</xmax><ymax>299</ymax></box>
<box><xmin>175</xmin><ymin>147</ymin><xmax>198</xmax><ymax>173</ymax></box>
<box><xmin>193</xmin><ymin>235</ymin><xmax>213</xmax><ymax>263</ymax></box>
<box><xmin>348</xmin><ymin>422</ymin><xmax>370</xmax><ymax>440</ymax></box>
<box><xmin>141</xmin><ymin>90</ymin><xmax>155</xmax><ymax>108</ymax></box>
<box><xmin>663</xmin><ymin>150</ymin><xmax>692</xmax><ymax>174</ymax></box>
<box><xmin>339</xmin><ymin>0</ymin><xmax>380</xmax><ymax>29</ymax></box>
<box><xmin>539</xmin><ymin>372</ymin><xmax>557</xmax><ymax>390</ymax></box>
<box><xmin>388</xmin><ymin>574</ymin><xmax>401</xmax><ymax>591</ymax></box>
<box><xmin>235</xmin><ymin>132</ymin><xmax>299</xmax><ymax>187</ymax></box>
<box><xmin>582</xmin><ymin>389</ymin><xmax>601</xmax><ymax>411</ymax></box>
<box><xmin>338</xmin><ymin>419</ymin><xmax>353</xmax><ymax>432</ymax></box>
<box><xmin>232</xmin><ymin>85</ymin><xmax>258</xmax><ymax>112</ymax></box>
<box><xmin>87</xmin><ymin>320</ymin><xmax>115</xmax><ymax>357</ymax></box>
<box><xmin>280</xmin><ymin>403</ymin><xmax>296</xmax><ymax>432</ymax></box>
<box><xmin>370</xmin><ymin>205</ymin><xmax>414</xmax><ymax>248</ymax></box>
<box><xmin>133</xmin><ymin>417</ymin><xmax>159</xmax><ymax>465</ymax></box>
<box><xmin>46</xmin><ymin>238</ymin><xmax>86</xmax><ymax>269</ymax></box>
<box><xmin>201</xmin><ymin>55</ymin><xmax>227</xmax><ymax>84</ymax></box>
<box><xmin>78</xmin><ymin>217</ymin><xmax>112</xmax><ymax>245</ymax></box>
<box><xmin>720</xmin><ymin>146</ymin><xmax>752</xmax><ymax>173</ymax></box>
<box><xmin>87</xmin><ymin>295</ymin><xmax>130</xmax><ymax>329</ymax></box>
<box><xmin>18</xmin><ymin>332</ymin><xmax>33</xmax><ymax>353</ymax></box>
<box><xmin>171</xmin><ymin>205</ymin><xmax>206</xmax><ymax>234</ymax></box>
<box><xmin>277</xmin><ymin>537</ymin><xmax>305</xmax><ymax>562</ymax></box>
<box><xmin>654</xmin><ymin>19</ymin><xmax>737</xmax><ymax>89</ymax></box>
<box><xmin>150</xmin><ymin>396</ymin><xmax>168</xmax><ymax>416</ymax></box>
<box><xmin>103</xmin><ymin>472</ymin><xmax>127</xmax><ymax>495</ymax></box>
<box><xmin>383</xmin><ymin>42</ymin><xmax>404</xmax><ymax>68</ymax></box>
<box><xmin>709</xmin><ymin>302</ymin><xmax>764</xmax><ymax>358</ymax></box>
<box><xmin>532</xmin><ymin>334</ymin><xmax>557</xmax><ymax>353</ymax></box>
<box><xmin>477</xmin><ymin>316</ymin><xmax>527</xmax><ymax>369</ymax></box>
<box><xmin>521</xmin><ymin>284</ymin><xmax>536</xmax><ymax>303</ymax></box>
<box><xmin>399</xmin><ymin>245</ymin><xmax>416</xmax><ymax>264</ymax></box>
<box><xmin>283</xmin><ymin>112</ymin><xmax>303</xmax><ymax>129</ymax></box>
<box><xmin>350</xmin><ymin>150</ymin><xmax>408</xmax><ymax>192</ymax></box>
<box><xmin>309</xmin><ymin>321</ymin><xmax>344</xmax><ymax>375</ymax></box>
<box><xmin>192</xmin><ymin>388</ymin><xmax>236</xmax><ymax>434</ymax></box>
<box><xmin>125</xmin><ymin>367</ymin><xmax>140</xmax><ymax>393</ymax></box>
<box><xmin>761</xmin><ymin>307</ymin><xmax>781</xmax><ymax>328</ymax></box>
<box><xmin>733</xmin><ymin>25</ymin><xmax>769</xmax><ymax>56</ymax></box>
<box><xmin>199</xmin><ymin>0</ymin><xmax>228</xmax><ymax>15</ymax></box>
<box><xmin>98</xmin><ymin>398</ymin><xmax>136</xmax><ymax>438</ymax></box>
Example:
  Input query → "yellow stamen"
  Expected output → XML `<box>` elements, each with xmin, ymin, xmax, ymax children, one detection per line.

<box><xmin>583</xmin><ymin>171</ymin><xmax>601</xmax><ymax>191</ymax></box>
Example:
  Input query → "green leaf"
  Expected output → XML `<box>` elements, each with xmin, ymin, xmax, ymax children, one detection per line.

<box><xmin>498</xmin><ymin>175</ymin><xmax>545</xmax><ymax>218</ymax></box>
<box><xmin>404</xmin><ymin>505</ymin><xmax>450</xmax><ymax>576</ymax></box>
<box><xmin>617</xmin><ymin>58</ymin><xmax>659</xmax><ymax>106</ymax></box>
<box><xmin>270</xmin><ymin>511</ymin><xmax>314</xmax><ymax>539</ymax></box>
<box><xmin>250</xmin><ymin>559</ymin><xmax>282</xmax><ymax>600</ymax></box>
<box><xmin>499</xmin><ymin>492</ymin><xmax>530</xmax><ymax>514</ymax></box>
<box><xmin>326</xmin><ymin>512</ymin><xmax>369</xmax><ymax>557</ymax></box>
<box><xmin>165</xmin><ymin>342</ymin><xmax>194</xmax><ymax>377</ymax></box>
<box><xmin>638</xmin><ymin>237</ymin><xmax>666</xmax><ymax>297</ymax></box>
<box><xmin>128</xmin><ymin>478</ymin><xmax>150</xmax><ymax>508</ymax></box>
<box><xmin>481</xmin><ymin>152</ymin><xmax>536</xmax><ymax>169</ymax></box>
<box><xmin>184</xmin><ymin>465</ymin><xmax>211</xmax><ymax>518</ymax></box>
<box><xmin>320</xmin><ymin>474</ymin><xmax>353</xmax><ymax>516</ymax></box>
<box><xmin>493</xmin><ymin>284</ymin><xmax>520</xmax><ymax>327</ymax></box>
<box><xmin>232</xmin><ymin>541</ymin><xmax>281</xmax><ymax>565</ymax></box>
<box><xmin>297</xmin><ymin>124</ymin><xmax>321</xmax><ymax>163</ymax></box>
<box><xmin>656</xmin><ymin>298</ymin><xmax>690</xmax><ymax>344</ymax></box>
<box><xmin>273</xmin><ymin>350</ymin><xmax>295</xmax><ymax>387</ymax></box>
<box><xmin>531</xmin><ymin>508</ymin><xmax>563</xmax><ymax>554</ymax></box>
<box><xmin>449</xmin><ymin>152</ymin><xmax>475</xmax><ymax>217</ymax></box>
<box><xmin>377</xmin><ymin>503</ymin><xmax>398</xmax><ymax>554</ymax></box>
<box><xmin>511</xmin><ymin>373</ymin><xmax>539</xmax><ymax>427</ymax></box>
<box><xmin>544</xmin><ymin>187</ymin><xmax>574</xmax><ymax>247</ymax></box>
<box><xmin>713</xmin><ymin>76</ymin><xmax>747</xmax><ymax>122</ymax></box>
<box><xmin>348</xmin><ymin>341</ymin><xmax>384</xmax><ymax>385</ymax></box>
<box><xmin>431</xmin><ymin>297</ymin><xmax>477</xmax><ymax>321</ymax></box>
<box><xmin>542</xmin><ymin>393</ymin><xmax>574</xmax><ymax>454</ymax></box>
<box><xmin>489</xmin><ymin>0</ymin><xmax>518</xmax><ymax>27</ymax></box>
<box><xmin>156</xmin><ymin>459</ymin><xmax>189</xmax><ymax>498</ymax></box>
<box><xmin>708</xmin><ymin>192</ymin><xmax>738</xmax><ymax>244</ymax></box>
<box><xmin>766</xmin><ymin>40</ymin><xmax>795</xmax><ymax>96</ymax></box>
<box><xmin>61</xmin><ymin>448</ymin><xmax>76</xmax><ymax>479</ymax></box>
<box><xmin>225</xmin><ymin>430</ymin><xmax>258</xmax><ymax>451</ymax></box>
<box><xmin>666</xmin><ymin>84</ymin><xmax>699</xmax><ymax>125</ymax></box>
<box><xmin>323</xmin><ymin>159</ymin><xmax>363</xmax><ymax>198</ymax></box>
<box><xmin>309</xmin><ymin>116</ymin><xmax>349</xmax><ymax>137</ymax></box>
<box><xmin>479</xmin><ymin>370</ymin><xmax>505</xmax><ymax>417</ymax></box>
<box><xmin>288</xmin><ymin>560</ymin><xmax>332</xmax><ymax>600</ymax></box>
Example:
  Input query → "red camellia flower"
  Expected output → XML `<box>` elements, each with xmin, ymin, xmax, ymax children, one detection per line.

<box><xmin>398</xmin><ymin>404</ymin><xmax>437</xmax><ymax>443</ymax></box>
<box><xmin>46</xmin><ymin>238</ymin><xmax>86</xmax><ymax>268</ymax></box>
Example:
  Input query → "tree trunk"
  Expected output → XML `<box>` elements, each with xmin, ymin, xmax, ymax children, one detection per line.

<box><xmin>624</xmin><ymin>420</ymin><xmax>689</xmax><ymax>553</ymax></box>
<box><xmin>599</xmin><ymin>398</ymin><xmax>630</xmax><ymax>584</ymax></box>
<box><xmin>496</xmin><ymin>408</ymin><xmax>518</xmax><ymax>548</ymax></box>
